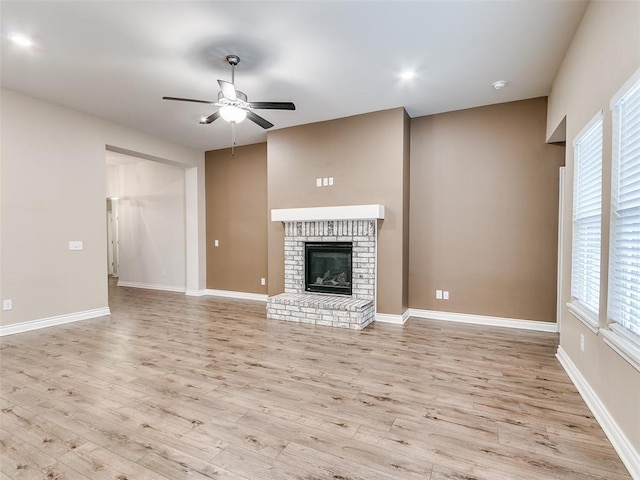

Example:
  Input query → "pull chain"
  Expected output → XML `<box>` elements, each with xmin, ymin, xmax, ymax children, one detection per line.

<box><xmin>231</xmin><ymin>122</ymin><xmax>236</xmax><ymax>157</ymax></box>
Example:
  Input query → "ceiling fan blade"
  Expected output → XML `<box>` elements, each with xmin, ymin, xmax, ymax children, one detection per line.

<box><xmin>163</xmin><ymin>96</ymin><xmax>215</xmax><ymax>105</ymax></box>
<box><xmin>199</xmin><ymin>111</ymin><xmax>220</xmax><ymax>125</ymax></box>
<box><xmin>250</xmin><ymin>102</ymin><xmax>296</xmax><ymax>111</ymax></box>
<box><xmin>218</xmin><ymin>80</ymin><xmax>237</xmax><ymax>100</ymax></box>
<box><xmin>246</xmin><ymin>111</ymin><xmax>274</xmax><ymax>130</ymax></box>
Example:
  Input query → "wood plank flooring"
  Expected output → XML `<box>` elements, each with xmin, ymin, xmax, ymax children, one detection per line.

<box><xmin>0</xmin><ymin>281</ymin><xmax>630</xmax><ymax>479</ymax></box>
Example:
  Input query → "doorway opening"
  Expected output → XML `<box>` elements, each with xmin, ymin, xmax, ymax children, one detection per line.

<box><xmin>105</xmin><ymin>149</ymin><xmax>187</xmax><ymax>295</ymax></box>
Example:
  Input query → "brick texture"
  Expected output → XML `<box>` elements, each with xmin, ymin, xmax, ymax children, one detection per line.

<box><xmin>268</xmin><ymin>220</ymin><xmax>376</xmax><ymax>329</ymax></box>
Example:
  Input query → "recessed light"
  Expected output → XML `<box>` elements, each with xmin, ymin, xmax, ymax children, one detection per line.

<box><xmin>9</xmin><ymin>34</ymin><xmax>33</xmax><ymax>47</ymax></box>
<box><xmin>400</xmin><ymin>70</ymin><xmax>416</xmax><ymax>81</ymax></box>
<box><xmin>492</xmin><ymin>80</ymin><xmax>507</xmax><ymax>90</ymax></box>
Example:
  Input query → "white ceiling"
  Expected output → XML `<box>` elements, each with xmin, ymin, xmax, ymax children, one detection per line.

<box><xmin>1</xmin><ymin>1</ymin><xmax>587</xmax><ymax>152</ymax></box>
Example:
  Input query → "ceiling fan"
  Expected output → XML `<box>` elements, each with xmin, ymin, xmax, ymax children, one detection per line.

<box><xmin>163</xmin><ymin>54</ymin><xmax>295</xmax><ymax>130</ymax></box>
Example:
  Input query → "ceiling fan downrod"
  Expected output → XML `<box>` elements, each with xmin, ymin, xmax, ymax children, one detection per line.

<box><xmin>226</xmin><ymin>55</ymin><xmax>240</xmax><ymax>85</ymax></box>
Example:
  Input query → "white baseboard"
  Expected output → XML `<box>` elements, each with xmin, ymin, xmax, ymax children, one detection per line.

<box><xmin>0</xmin><ymin>307</ymin><xmax>111</xmax><ymax>337</ymax></box>
<box><xmin>185</xmin><ymin>289</ymin><xmax>207</xmax><ymax>297</ymax></box>
<box><xmin>117</xmin><ymin>281</ymin><xmax>186</xmax><ymax>293</ymax></box>
<box><xmin>556</xmin><ymin>346</ymin><xmax>640</xmax><ymax>479</ymax></box>
<box><xmin>407</xmin><ymin>308</ymin><xmax>558</xmax><ymax>333</ymax></box>
<box><xmin>375</xmin><ymin>309</ymin><xmax>410</xmax><ymax>324</ymax></box>
<box><xmin>206</xmin><ymin>289</ymin><xmax>268</xmax><ymax>302</ymax></box>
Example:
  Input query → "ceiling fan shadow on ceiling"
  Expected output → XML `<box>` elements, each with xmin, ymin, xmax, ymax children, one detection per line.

<box><xmin>163</xmin><ymin>54</ymin><xmax>295</xmax><ymax>134</ymax></box>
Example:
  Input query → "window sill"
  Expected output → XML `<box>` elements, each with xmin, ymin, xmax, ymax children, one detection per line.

<box><xmin>567</xmin><ymin>302</ymin><xmax>599</xmax><ymax>334</ymax></box>
<box><xmin>601</xmin><ymin>327</ymin><xmax>640</xmax><ymax>374</ymax></box>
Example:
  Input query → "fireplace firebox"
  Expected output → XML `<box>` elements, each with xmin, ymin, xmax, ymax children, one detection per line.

<box><xmin>305</xmin><ymin>242</ymin><xmax>352</xmax><ymax>295</ymax></box>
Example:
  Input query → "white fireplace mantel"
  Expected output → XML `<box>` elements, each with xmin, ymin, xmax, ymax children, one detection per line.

<box><xmin>271</xmin><ymin>204</ymin><xmax>385</xmax><ymax>222</ymax></box>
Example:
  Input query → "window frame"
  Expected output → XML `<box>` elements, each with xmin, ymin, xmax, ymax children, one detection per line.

<box><xmin>606</xmin><ymin>67</ymin><xmax>640</xmax><ymax>372</ymax></box>
<box><xmin>568</xmin><ymin>111</ymin><xmax>604</xmax><ymax>332</ymax></box>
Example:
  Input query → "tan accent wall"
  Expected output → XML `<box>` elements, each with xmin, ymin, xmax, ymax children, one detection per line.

<box><xmin>547</xmin><ymin>1</ymin><xmax>640</xmax><ymax>453</ymax></box>
<box><xmin>205</xmin><ymin>143</ymin><xmax>268</xmax><ymax>294</ymax></box>
<box><xmin>267</xmin><ymin>108</ymin><xmax>409</xmax><ymax>315</ymax></box>
<box><xmin>410</xmin><ymin>97</ymin><xmax>565</xmax><ymax>322</ymax></box>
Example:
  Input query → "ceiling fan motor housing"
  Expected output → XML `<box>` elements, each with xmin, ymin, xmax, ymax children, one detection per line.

<box><xmin>217</xmin><ymin>90</ymin><xmax>250</xmax><ymax>109</ymax></box>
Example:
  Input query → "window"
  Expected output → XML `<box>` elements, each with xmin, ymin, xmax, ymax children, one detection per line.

<box><xmin>609</xmin><ymin>71</ymin><xmax>640</xmax><ymax>343</ymax></box>
<box><xmin>570</xmin><ymin>113</ymin><xmax>603</xmax><ymax>328</ymax></box>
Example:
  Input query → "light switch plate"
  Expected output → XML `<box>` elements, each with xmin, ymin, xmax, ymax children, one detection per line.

<box><xmin>328</xmin><ymin>177</ymin><xmax>334</xmax><ymax>186</ymax></box>
<box><xmin>323</xmin><ymin>177</ymin><xmax>328</xmax><ymax>186</ymax></box>
<box><xmin>316</xmin><ymin>178</ymin><xmax>322</xmax><ymax>187</ymax></box>
<box><xmin>214</xmin><ymin>240</ymin><xmax>219</xmax><ymax>247</ymax></box>
<box><xmin>69</xmin><ymin>241</ymin><xmax>83</xmax><ymax>251</ymax></box>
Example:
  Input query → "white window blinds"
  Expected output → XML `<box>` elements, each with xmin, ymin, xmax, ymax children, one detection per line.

<box><xmin>571</xmin><ymin>114</ymin><xmax>603</xmax><ymax>317</ymax></box>
<box><xmin>610</xmin><ymin>76</ymin><xmax>640</xmax><ymax>337</ymax></box>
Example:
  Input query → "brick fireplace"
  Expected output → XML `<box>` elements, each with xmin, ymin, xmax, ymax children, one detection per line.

<box><xmin>267</xmin><ymin>205</ymin><xmax>384</xmax><ymax>330</ymax></box>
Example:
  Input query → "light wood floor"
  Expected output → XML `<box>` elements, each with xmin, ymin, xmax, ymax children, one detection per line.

<box><xmin>0</xmin><ymin>282</ymin><xmax>630</xmax><ymax>479</ymax></box>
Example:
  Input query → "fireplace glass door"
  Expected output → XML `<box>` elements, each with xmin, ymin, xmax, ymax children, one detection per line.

<box><xmin>305</xmin><ymin>242</ymin><xmax>352</xmax><ymax>295</ymax></box>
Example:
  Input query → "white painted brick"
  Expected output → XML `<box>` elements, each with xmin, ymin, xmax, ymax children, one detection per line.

<box><xmin>280</xmin><ymin>218</ymin><xmax>377</xmax><ymax>323</ymax></box>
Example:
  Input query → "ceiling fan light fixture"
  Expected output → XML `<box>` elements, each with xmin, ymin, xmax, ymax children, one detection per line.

<box><xmin>219</xmin><ymin>105</ymin><xmax>247</xmax><ymax>124</ymax></box>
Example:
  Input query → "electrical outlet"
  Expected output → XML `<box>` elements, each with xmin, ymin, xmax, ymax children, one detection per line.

<box><xmin>436</xmin><ymin>290</ymin><xmax>443</xmax><ymax>299</ymax></box>
<box><xmin>443</xmin><ymin>291</ymin><xmax>449</xmax><ymax>300</ymax></box>
<box><xmin>2</xmin><ymin>299</ymin><xmax>12</xmax><ymax>311</ymax></box>
<box><xmin>261</xmin><ymin>278</ymin><xmax>266</xmax><ymax>286</ymax></box>
<box><xmin>316</xmin><ymin>178</ymin><xmax>322</xmax><ymax>187</ymax></box>
<box><xmin>328</xmin><ymin>177</ymin><xmax>334</xmax><ymax>186</ymax></box>
<box><xmin>580</xmin><ymin>334</ymin><xmax>585</xmax><ymax>352</ymax></box>
<box><xmin>323</xmin><ymin>177</ymin><xmax>329</xmax><ymax>186</ymax></box>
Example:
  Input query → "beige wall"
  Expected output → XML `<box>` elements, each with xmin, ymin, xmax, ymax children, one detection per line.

<box><xmin>267</xmin><ymin>108</ymin><xmax>409</xmax><ymax>315</ymax></box>
<box><xmin>0</xmin><ymin>89</ymin><xmax>205</xmax><ymax>327</ymax></box>
<box><xmin>410</xmin><ymin>98</ymin><xmax>565</xmax><ymax>322</ymax></box>
<box><xmin>547</xmin><ymin>0</ymin><xmax>640</xmax><ymax>454</ymax></box>
<box><xmin>205</xmin><ymin>143</ymin><xmax>268</xmax><ymax>294</ymax></box>
<box><xmin>106</xmin><ymin>159</ymin><xmax>186</xmax><ymax>289</ymax></box>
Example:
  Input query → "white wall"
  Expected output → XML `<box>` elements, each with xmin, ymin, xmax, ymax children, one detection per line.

<box><xmin>106</xmin><ymin>160</ymin><xmax>186</xmax><ymax>290</ymax></box>
<box><xmin>0</xmin><ymin>89</ymin><xmax>205</xmax><ymax>328</ymax></box>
